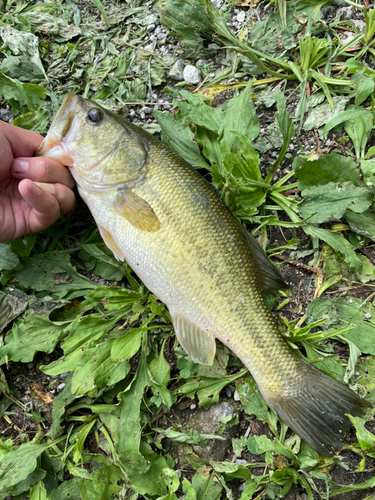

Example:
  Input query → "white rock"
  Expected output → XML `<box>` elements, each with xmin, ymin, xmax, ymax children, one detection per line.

<box><xmin>236</xmin><ymin>11</ymin><xmax>246</xmax><ymax>23</ymax></box>
<box><xmin>169</xmin><ymin>59</ymin><xmax>184</xmax><ymax>81</ymax></box>
<box><xmin>183</xmin><ymin>65</ymin><xmax>202</xmax><ymax>85</ymax></box>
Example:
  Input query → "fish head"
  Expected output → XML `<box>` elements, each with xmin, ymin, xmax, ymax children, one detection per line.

<box><xmin>36</xmin><ymin>93</ymin><xmax>148</xmax><ymax>190</ymax></box>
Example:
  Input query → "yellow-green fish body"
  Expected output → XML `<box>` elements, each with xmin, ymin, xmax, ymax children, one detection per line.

<box><xmin>37</xmin><ymin>94</ymin><xmax>369</xmax><ymax>456</ymax></box>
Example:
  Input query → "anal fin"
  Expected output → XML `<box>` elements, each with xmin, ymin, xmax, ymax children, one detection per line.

<box><xmin>170</xmin><ymin>311</ymin><xmax>216</xmax><ymax>366</ymax></box>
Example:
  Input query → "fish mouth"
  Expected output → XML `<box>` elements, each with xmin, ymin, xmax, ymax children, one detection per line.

<box><xmin>36</xmin><ymin>93</ymin><xmax>81</xmax><ymax>166</ymax></box>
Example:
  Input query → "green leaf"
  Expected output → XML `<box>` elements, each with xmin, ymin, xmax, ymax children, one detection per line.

<box><xmin>176</xmin><ymin>369</ymin><xmax>247</xmax><ymax>409</ymax></box>
<box><xmin>306</xmin><ymin>296</ymin><xmax>375</xmax><ymax>355</ymax></box>
<box><xmin>79</xmin><ymin>243</ymin><xmax>126</xmax><ymax>281</ymax></box>
<box><xmin>153</xmin><ymin>428</ymin><xmax>225</xmax><ymax>445</ymax></box>
<box><xmin>298</xmin><ymin>182</ymin><xmax>373</xmax><ymax>223</ymax></box>
<box><xmin>154</xmin><ymin>110</ymin><xmax>210</xmax><ymax>169</ymax></box>
<box><xmin>15</xmin><ymin>252</ymin><xmax>96</xmax><ymax>295</ymax></box>
<box><xmin>0</xmin><ymin>243</ymin><xmax>20</xmax><ymax>272</ymax></box>
<box><xmin>111</xmin><ymin>328</ymin><xmax>143</xmax><ymax>362</ymax></box>
<box><xmin>347</xmin><ymin>415</ymin><xmax>375</xmax><ymax>453</ymax></box>
<box><xmin>247</xmin><ymin>435</ymin><xmax>274</xmax><ymax>455</ymax></box>
<box><xmin>360</xmin><ymin>159</ymin><xmax>375</xmax><ymax>192</ymax></box>
<box><xmin>355</xmin><ymin>75</ymin><xmax>375</xmax><ymax>106</ymax></box>
<box><xmin>177</xmin><ymin>92</ymin><xmax>223</xmax><ymax>132</ymax></box>
<box><xmin>344</xmin><ymin>110</ymin><xmax>373</xmax><ymax>159</ymax></box>
<box><xmin>303</xmin><ymin>96</ymin><xmax>349</xmax><ymax>131</ymax></box>
<box><xmin>219</xmin><ymin>83</ymin><xmax>260</xmax><ymax>153</ymax></box>
<box><xmin>50</xmin><ymin>375</ymin><xmax>75</xmax><ymax>439</ymax></box>
<box><xmin>0</xmin><ymin>26</ymin><xmax>47</xmax><ymax>80</ymax></box>
<box><xmin>0</xmin><ymin>469</ymin><xmax>46</xmax><ymax>500</ymax></box>
<box><xmin>293</xmin><ymin>154</ymin><xmax>359</xmax><ymax>191</ymax></box>
<box><xmin>149</xmin><ymin>338</ymin><xmax>170</xmax><ymax>386</ymax></box>
<box><xmin>323</xmin><ymin>107</ymin><xmax>372</xmax><ymax>139</ymax></box>
<box><xmin>73</xmin><ymin>464</ymin><xmax>122</xmax><ymax>499</ymax></box>
<box><xmin>345</xmin><ymin>209</ymin><xmax>375</xmax><ymax>241</ymax></box>
<box><xmin>70</xmin><ymin>341</ymin><xmax>129</xmax><ymax>396</ymax></box>
<box><xmin>1</xmin><ymin>315</ymin><xmax>65</xmax><ymax>363</ymax></box>
<box><xmin>0</xmin><ymin>439</ymin><xmax>63</xmax><ymax>490</ymax></box>
<box><xmin>50</xmin><ymin>479</ymin><xmax>81</xmax><ymax>500</ymax></box>
<box><xmin>191</xmin><ymin>466</ymin><xmax>222</xmax><ymax>500</ymax></box>
<box><xmin>304</xmin><ymin>226</ymin><xmax>361</xmax><ymax>271</ymax></box>
<box><xmin>30</xmin><ymin>480</ymin><xmax>50</xmax><ymax>500</ymax></box>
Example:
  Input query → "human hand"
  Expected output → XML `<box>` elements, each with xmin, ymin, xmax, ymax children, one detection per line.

<box><xmin>0</xmin><ymin>120</ymin><xmax>76</xmax><ymax>243</ymax></box>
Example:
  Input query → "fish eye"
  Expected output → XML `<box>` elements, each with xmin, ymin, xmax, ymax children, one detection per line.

<box><xmin>87</xmin><ymin>108</ymin><xmax>103</xmax><ymax>124</ymax></box>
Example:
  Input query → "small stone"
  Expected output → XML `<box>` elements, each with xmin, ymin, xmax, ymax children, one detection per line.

<box><xmin>183</xmin><ymin>65</ymin><xmax>202</xmax><ymax>85</ymax></box>
<box><xmin>236</xmin><ymin>459</ymin><xmax>247</xmax><ymax>464</ymax></box>
<box><xmin>210</xmin><ymin>0</ymin><xmax>223</xmax><ymax>7</ymax></box>
<box><xmin>225</xmin><ymin>387</ymin><xmax>232</xmax><ymax>398</ymax></box>
<box><xmin>147</xmin><ymin>24</ymin><xmax>156</xmax><ymax>31</ymax></box>
<box><xmin>337</xmin><ymin>6</ymin><xmax>354</xmax><ymax>21</ymax></box>
<box><xmin>227</xmin><ymin>78</ymin><xmax>235</xmax><ymax>84</ymax></box>
<box><xmin>56</xmin><ymin>383</ymin><xmax>65</xmax><ymax>392</ymax></box>
<box><xmin>176</xmin><ymin>470</ymin><xmax>182</xmax><ymax>478</ymax></box>
<box><xmin>154</xmin><ymin>105</ymin><xmax>159</xmax><ymax>111</ymax></box>
<box><xmin>352</xmin><ymin>20</ymin><xmax>366</xmax><ymax>34</ymax></box>
<box><xmin>152</xmin><ymin>93</ymin><xmax>157</xmax><ymax>99</ymax></box>
<box><xmin>163</xmin><ymin>104</ymin><xmax>171</xmax><ymax>110</ymax></box>
<box><xmin>157</xmin><ymin>32</ymin><xmax>167</xmax><ymax>40</ymax></box>
<box><xmin>233</xmin><ymin>389</ymin><xmax>240</xmax><ymax>401</ymax></box>
<box><xmin>129</xmin><ymin>109</ymin><xmax>136</xmax><ymax>117</ymax></box>
<box><xmin>237</xmin><ymin>11</ymin><xmax>246</xmax><ymax>22</ymax></box>
<box><xmin>150</xmin><ymin>35</ymin><xmax>157</xmax><ymax>42</ymax></box>
<box><xmin>190</xmin><ymin>403</ymin><xmax>197</xmax><ymax>410</ymax></box>
<box><xmin>154</xmin><ymin>26</ymin><xmax>161</xmax><ymax>35</ymax></box>
<box><xmin>364</xmin><ymin>312</ymin><xmax>372</xmax><ymax>319</ymax></box>
<box><xmin>142</xmin><ymin>106</ymin><xmax>152</xmax><ymax>114</ymax></box>
<box><xmin>139</xmin><ymin>111</ymin><xmax>146</xmax><ymax>120</ymax></box>
<box><xmin>59</xmin><ymin>372</ymin><xmax>69</xmax><ymax>379</ymax></box>
<box><xmin>208</xmin><ymin>43</ymin><xmax>220</xmax><ymax>51</ymax></box>
<box><xmin>163</xmin><ymin>49</ymin><xmax>169</xmax><ymax>56</ymax></box>
<box><xmin>239</xmin><ymin>482</ymin><xmax>247</xmax><ymax>492</ymax></box>
<box><xmin>168</xmin><ymin>59</ymin><xmax>184</xmax><ymax>81</ymax></box>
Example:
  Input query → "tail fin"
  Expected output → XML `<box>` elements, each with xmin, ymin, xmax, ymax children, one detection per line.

<box><xmin>268</xmin><ymin>359</ymin><xmax>371</xmax><ymax>457</ymax></box>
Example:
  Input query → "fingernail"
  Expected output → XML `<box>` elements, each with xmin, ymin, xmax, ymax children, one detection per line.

<box><xmin>34</xmin><ymin>182</ymin><xmax>56</xmax><ymax>195</ymax></box>
<box><xmin>29</xmin><ymin>182</ymin><xmax>41</xmax><ymax>196</ymax></box>
<box><xmin>13</xmin><ymin>159</ymin><xmax>29</xmax><ymax>173</ymax></box>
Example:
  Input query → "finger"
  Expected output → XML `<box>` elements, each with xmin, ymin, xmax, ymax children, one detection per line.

<box><xmin>18</xmin><ymin>179</ymin><xmax>76</xmax><ymax>233</ymax></box>
<box><xmin>0</xmin><ymin>120</ymin><xmax>44</xmax><ymax>158</ymax></box>
<box><xmin>12</xmin><ymin>157</ymin><xmax>75</xmax><ymax>189</ymax></box>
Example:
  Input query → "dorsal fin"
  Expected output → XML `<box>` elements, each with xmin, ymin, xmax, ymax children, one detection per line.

<box><xmin>242</xmin><ymin>228</ymin><xmax>286</xmax><ymax>292</ymax></box>
<box><xmin>170</xmin><ymin>311</ymin><xmax>216</xmax><ymax>366</ymax></box>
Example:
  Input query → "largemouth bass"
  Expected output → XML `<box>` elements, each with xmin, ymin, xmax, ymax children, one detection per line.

<box><xmin>37</xmin><ymin>94</ymin><xmax>369</xmax><ymax>456</ymax></box>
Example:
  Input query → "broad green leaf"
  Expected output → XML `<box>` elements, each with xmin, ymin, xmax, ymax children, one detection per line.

<box><xmin>345</xmin><ymin>209</ymin><xmax>375</xmax><ymax>241</ymax></box>
<box><xmin>323</xmin><ymin>107</ymin><xmax>372</xmax><ymax>139</ymax></box>
<box><xmin>235</xmin><ymin>376</ymin><xmax>268</xmax><ymax>422</ymax></box>
<box><xmin>50</xmin><ymin>479</ymin><xmax>81</xmax><ymax>500</ymax></box>
<box><xmin>303</xmin><ymin>96</ymin><xmax>349</xmax><ymax>131</ymax></box>
<box><xmin>149</xmin><ymin>338</ymin><xmax>170</xmax><ymax>385</ymax></box>
<box><xmin>177</xmin><ymin>97</ymin><xmax>223</xmax><ymax>133</ymax></box>
<box><xmin>176</xmin><ymin>368</ymin><xmax>247</xmax><ymax>409</ymax></box>
<box><xmin>0</xmin><ymin>243</ymin><xmax>20</xmax><ymax>271</ymax></box>
<box><xmin>329</xmin><ymin>476</ymin><xmax>375</xmax><ymax>496</ymax></box>
<box><xmin>70</xmin><ymin>341</ymin><xmax>129</xmax><ymax>396</ymax></box>
<box><xmin>30</xmin><ymin>480</ymin><xmax>50</xmax><ymax>500</ymax></box>
<box><xmin>192</xmin><ymin>466</ymin><xmax>222</xmax><ymax>500</ymax></box>
<box><xmin>154</xmin><ymin>110</ymin><xmax>210</xmax><ymax>169</ymax></box>
<box><xmin>0</xmin><ymin>440</ymin><xmax>63</xmax><ymax>489</ymax></box>
<box><xmin>0</xmin><ymin>72</ymin><xmax>46</xmax><ymax>109</ymax></box>
<box><xmin>0</xmin><ymin>27</ymin><xmax>47</xmax><ymax>80</ymax></box>
<box><xmin>293</xmin><ymin>154</ymin><xmax>359</xmax><ymax>191</ymax></box>
<box><xmin>50</xmin><ymin>375</ymin><xmax>75</xmax><ymax>439</ymax></box>
<box><xmin>71</xmin><ymin>464</ymin><xmax>122</xmax><ymax>499</ymax></box>
<box><xmin>356</xmin><ymin>356</ymin><xmax>375</xmax><ymax>401</ymax></box>
<box><xmin>298</xmin><ymin>182</ymin><xmax>373</xmax><ymax>223</ymax></box>
<box><xmin>0</xmin><ymin>55</ymin><xmax>45</xmax><ymax>82</ymax></box>
<box><xmin>347</xmin><ymin>415</ymin><xmax>375</xmax><ymax>453</ymax></box>
<box><xmin>219</xmin><ymin>83</ymin><xmax>260</xmax><ymax>153</ymax></box>
<box><xmin>0</xmin><ymin>469</ymin><xmax>46</xmax><ymax>500</ymax></box>
<box><xmin>1</xmin><ymin>315</ymin><xmax>65</xmax><ymax>363</ymax></box>
<box><xmin>355</xmin><ymin>75</ymin><xmax>375</xmax><ymax>106</ymax></box>
<box><xmin>304</xmin><ymin>226</ymin><xmax>361</xmax><ymax>271</ymax></box>
<box><xmin>101</xmin><ymin>348</ymin><xmax>150</xmax><ymax>473</ymax></box>
<box><xmin>83</xmin><ymin>285</ymin><xmax>141</xmax><ymax>311</ymax></box>
<box><xmin>111</xmin><ymin>328</ymin><xmax>142</xmax><ymax>362</ymax></box>
<box><xmin>247</xmin><ymin>435</ymin><xmax>274</xmax><ymax>455</ymax></box>
<box><xmin>153</xmin><ymin>428</ymin><xmax>225</xmax><ymax>445</ymax></box>
<box><xmin>79</xmin><ymin>243</ymin><xmax>126</xmax><ymax>281</ymax></box>
<box><xmin>306</xmin><ymin>296</ymin><xmax>375</xmax><ymax>355</ymax></box>
<box><xmin>73</xmin><ymin>418</ymin><xmax>96</xmax><ymax>463</ymax></box>
<box><xmin>344</xmin><ymin>111</ymin><xmax>373</xmax><ymax>159</ymax></box>
<box><xmin>182</xmin><ymin>478</ymin><xmax>197</xmax><ymax>500</ymax></box>
<box><xmin>15</xmin><ymin>252</ymin><xmax>95</xmax><ymax>295</ymax></box>
<box><xmin>360</xmin><ymin>159</ymin><xmax>375</xmax><ymax>192</ymax></box>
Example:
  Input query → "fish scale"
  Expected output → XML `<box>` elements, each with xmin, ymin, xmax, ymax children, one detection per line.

<box><xmin>37</xmin><ymin>93</ymin><xmax>370</xmax><ymax>457</ymax></box>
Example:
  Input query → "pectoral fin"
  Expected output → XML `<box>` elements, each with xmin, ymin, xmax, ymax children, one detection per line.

<box><xmin>115</xmin><ymin>190</ymin><xmax>160</xmax><ymax>232</ymax></box>
<box><xmin>170</xmin><ymin>311</ymin><xmax>216</xmax><ymax>365</ymax></box>
<box><xmin>99</xmin><ymin>226</ymin><xmax>126</xmax><ymax>261</ymax></box>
